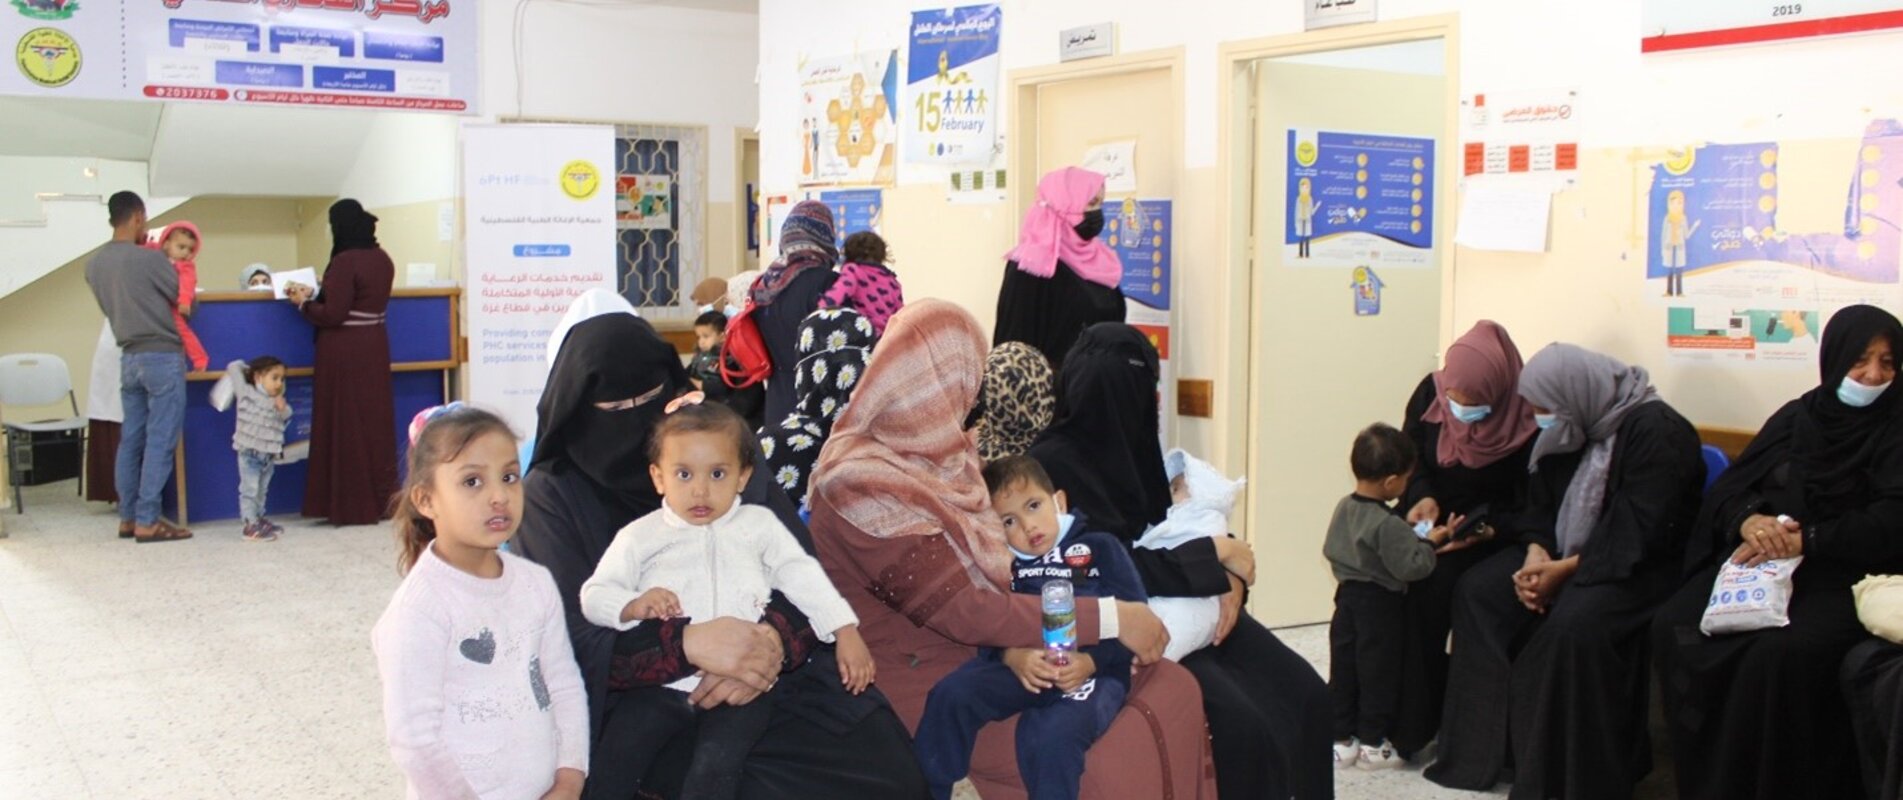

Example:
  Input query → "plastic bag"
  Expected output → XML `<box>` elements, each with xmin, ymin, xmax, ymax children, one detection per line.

<box><xmin>1699</xmin><ymin>556</ymin><xmax>1803</xmax><ymax>636</ymax></box>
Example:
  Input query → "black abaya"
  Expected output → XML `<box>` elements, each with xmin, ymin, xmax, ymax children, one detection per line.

<box><xmin>1844</xmin><ymin>638</ymin><xmax>1903</xmax><ymax>800</ymax></box>
<box><xmin>754</xmin><ymin>267</ymin><xmax>836</xmax><ymax>426</ymax></box>
<box><xmin>1651</xmin><ymin>305</ymin><xmax>1903</xmax><ymax>800</ymax></box>
<box><xmin>993</xmin><ymin>259</ymin><xmax>1125</xmax><ymax>375</ymax></box>
<box><xmin>1427</xmin><ymin>400</ymin><xmax>1704</xmax><ymax>799</ymax></box>
<box><xmin>1394</xmin><ymin>373</ymin><xmax>1536</xmax><ymax>754</ymax></box>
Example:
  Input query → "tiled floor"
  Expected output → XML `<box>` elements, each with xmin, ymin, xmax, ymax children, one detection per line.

<box><xmin>0</xmin><ymin>481</ymin><xmax>1664</xmax><ymax>798</ymax></box>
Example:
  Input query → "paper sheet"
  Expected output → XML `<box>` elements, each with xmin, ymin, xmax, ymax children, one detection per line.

<box><xmin>406</xmin><ymin>263</ymin><xmax>438</xmax><ymax>286</ymax></box>
<box><xmin>1081</xmin><ymin>140</ymin><xmax>1138</xmax><ymax>193</ymax></box>
<box><xmin>270</xmin><ymin>267</ymin><xmax>318</xmax><ymax>300</ymax></box>
<box><xmin>1454</xmin><ymin>186</ymin><xmax>1551</xmax><ymax>252</ymax></box>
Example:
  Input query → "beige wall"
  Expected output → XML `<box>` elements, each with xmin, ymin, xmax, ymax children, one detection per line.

<box><xmin>296</xmin><ymin>198</ymin><xmax>456</xmax><ymax>287</ymax></box>
<box><xmin>0</xmin><ymin>197</ymin><xmax>303</xmax><ymax>424</ymax></box>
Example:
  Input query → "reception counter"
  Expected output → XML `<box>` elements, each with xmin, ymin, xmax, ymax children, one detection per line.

<box><xmin>161</xmin><ymin>288</ymin><xmax>458</xmax><ymax>525</ymax></box>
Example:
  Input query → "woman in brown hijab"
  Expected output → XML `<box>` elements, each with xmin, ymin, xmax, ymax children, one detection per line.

<box><xmin>809</xmin><ymin>300</ymin><xmax>1215</xmax><ymax>799</ymax></box>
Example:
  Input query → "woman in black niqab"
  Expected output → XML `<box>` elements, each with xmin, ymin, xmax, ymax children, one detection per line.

<box><xmin>1652</xmin><ymin>304</ymin><xmax>1903</xmax><ymax>800</ymax></box>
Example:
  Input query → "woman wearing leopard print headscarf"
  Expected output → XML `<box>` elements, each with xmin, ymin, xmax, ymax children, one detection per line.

<box><xmin>975</xmin><ymin>341</ymin><xmax>1055</xmax><ymax>462</ymax></box>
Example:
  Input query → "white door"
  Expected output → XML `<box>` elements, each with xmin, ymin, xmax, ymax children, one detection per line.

<box><xmin>1246</xmin><ymin>40</ymin><xmax>1450</xmax><ymax>625</ymax></box>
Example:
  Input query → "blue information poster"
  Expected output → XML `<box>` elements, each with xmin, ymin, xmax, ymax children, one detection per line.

<box><xmin>1107</xmin><ymin>198</ymin><xmax>1172</xmax><ymax>313</ymax></box>
<box><xmin>1286</xmin><ymin>129</ymin><xmax>1437</xmax><ymax>268</ymax></box>
<box><xmin>818</xmin><ymin>189</ymin><xmax>883</xmax><ymax>253</ymax></box>
<box><xmin>906</xmin><ymin>5</ymin><xmax>1002</xmax><ymax>164</ymax></box>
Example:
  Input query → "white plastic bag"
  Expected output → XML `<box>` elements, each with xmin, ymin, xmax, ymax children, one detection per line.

<box><xmin>1853</xmin><ymin>575</ymin><xmax>1903</xmax><ymax>645</ymax></box>
<box><xmin>1699</xmin><ymin>556</ymin><xmax>1803</xmax><ymax>636</ymax></box>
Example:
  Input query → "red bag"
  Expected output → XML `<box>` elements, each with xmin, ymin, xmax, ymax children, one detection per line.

<box><xmin>720</xmin><ymin>302</ymin><xmax>772</xmax><ymax>389</ymax></box>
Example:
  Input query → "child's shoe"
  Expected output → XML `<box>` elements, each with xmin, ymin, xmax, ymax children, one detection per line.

<box><xmin>1333</xmin><ymin>738</ymin><xmax>1361</xmax><ymax>770</ymax></box>
<box><xmin>260</xmin><ymin>517</ymin><xmax>285</xmax><ymax>536</ymax></box>
<box><xmin>1357</xmin><ymin>739</ymin><xmax>1403</xmax><ymax>770</ymax></box>
<box><xmin>243</xmin><ymin>522</ymin><xmax>278</xmax><ymax>543</ymax></box>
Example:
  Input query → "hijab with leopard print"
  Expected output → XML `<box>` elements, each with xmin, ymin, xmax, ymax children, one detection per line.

<box><xmin>759</xmin><ymin>308</ymin><xmax>877</xmax><ymax>508</ymax></box>
<box><xmin>810</xmin><ymin>300</ymin><xmax>1014</xmax><ymax>590</ymax></box>
<box><xmin>976</xmin><ymin>342</ymin><xmax>1055</xmax><ymax>462</ymax></box>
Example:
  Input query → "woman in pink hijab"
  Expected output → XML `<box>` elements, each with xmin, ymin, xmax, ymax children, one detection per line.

<box><xmin>993</xmin><ymin>167</ymin><xmax>1126</xmax><ymax>372</ymax></box>
<box><xmin>1389</xmin><ymin>320</ymin><xmax>1541</xmax><ymax>756</ymax></box>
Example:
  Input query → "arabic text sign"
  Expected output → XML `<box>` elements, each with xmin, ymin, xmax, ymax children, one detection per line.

<box><xmin>1643</xmin><ymin>0</ymin><xmax>1903</xmax><ymax>51</ymax></box>
<box><xmin>1059</xmin><ymin>22</ymin><xmax>1115</xmax><ymax>62</ymax></box>
<box><xmin>462</xmin><ymin>124</ymin><xmax>618</xmax><ymax>438</ymax></box>
<box><xmin>906</xmin><ymin>5</ymin><xmax>1002</xmax><ymax>165</ymax></box>
<box><xmin>1286</xmin><ymin>128</ymin><xmax>1437</xmax><ymax>269</ymax></box>
<box><xmin>1306</xmin><ymin>0</ymin><xmax>1377</xmax><ymax>30</ymax></box>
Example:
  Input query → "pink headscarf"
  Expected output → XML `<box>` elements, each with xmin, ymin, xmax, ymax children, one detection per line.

<box><xmin>1005</xmin><ymin>167</ymin><xmax>1123</xmax><ymax>288</ymax></box>
<box><xmin>1420</xmin><ymin>321</ymin><xmax>1540</xmax><ymax>469</ymax></box>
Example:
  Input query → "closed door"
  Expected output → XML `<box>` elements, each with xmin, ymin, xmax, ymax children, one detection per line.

<box><xmin>1246</xmin><ymin>40</ymin><xmax>1449</xmax><ymax>625</ymax></box>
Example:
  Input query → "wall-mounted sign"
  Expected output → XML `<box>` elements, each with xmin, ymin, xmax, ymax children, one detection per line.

<box><xmin>1305</xmin><ymin>0</ymin><xmax>1376</xmax><ymax>30</ymax></box>
<box><xmin>1643</xmin><ymin>0</ymin><xmax>1903</xmax><ymax>52</ymax></box>
<box><xmin>2</xmin><ymin>0</ymin><xmax>478</xmax><ymax>113</ymax></box>
<box><xmin>1059</xmin><ymin>22</ymin><xmax>1115</xmax><ymax>62</ymax></box>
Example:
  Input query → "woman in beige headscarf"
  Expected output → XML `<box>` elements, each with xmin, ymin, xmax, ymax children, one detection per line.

<box><xmin>808</xmin><ymin>300</ymin><xmax>1215</xmax><ymax>799</ymax></box>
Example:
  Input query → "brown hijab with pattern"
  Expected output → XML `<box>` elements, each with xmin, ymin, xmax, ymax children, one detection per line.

<box><xmin>810</xmin><ymin>300</ymin><xmax>1013</xmax><ymax>590</ymax></box>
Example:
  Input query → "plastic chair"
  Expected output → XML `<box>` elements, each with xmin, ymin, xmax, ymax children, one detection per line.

<box><xmin>0</xmin><ymin>353</ymin><xmax>88</xmax><ymax>512</ymax></box>
<box><xmin>1700</xmin><ymin>444</ymin><xmax>1730</xmax><ymax>494</ymax></box>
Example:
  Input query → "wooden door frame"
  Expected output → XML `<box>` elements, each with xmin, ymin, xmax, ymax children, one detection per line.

<box><xmin>1215</xmin><ymin>16</ymin><xmax>1462</xmax><ymax>542</ymax></box>
<box><xmin>732</xmin><ymin>127</ymin><xmax>760</xmax><ymax>273</ymax></box>
<box><xmin>1007</xmin><ymin>47</ymin><xmax>1187</xmax><ymax>225</ymax></box>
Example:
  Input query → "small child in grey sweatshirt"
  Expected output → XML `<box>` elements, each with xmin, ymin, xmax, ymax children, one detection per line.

<box><xmin>1323</xmin><ymin>423</ymin><xmax>1457</xmax><ymax>770</ymax></box>
<box><xmin>227</xmin><ymin>356</ymin><xmax>291</xmax><ymax>542</ymax></box>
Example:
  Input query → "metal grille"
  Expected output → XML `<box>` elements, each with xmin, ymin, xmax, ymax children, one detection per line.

<box><xmin>508</xmin><ymin>119</ymin><xmax>705</xmax><ymax>324</ymax></box>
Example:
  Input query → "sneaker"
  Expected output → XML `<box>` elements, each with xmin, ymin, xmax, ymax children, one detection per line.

<box><xmin>1358</xmin><ymin>739</ymin><xmax>1403</xmax><ymax>770</ymax></box>
<box><xmin>260</xmin><ymin>517</ymin><xmax>285</xmax><ymax>536</ymax></box>
<box><xmin>1333</xmin><ymin>739</ymin><xmax>1361</xmax><ymax>770</ymax></box>
<box><xmin>243</xmin><ymin>522</ymin><xmax>278</xmax><ymax>543</ymax></box>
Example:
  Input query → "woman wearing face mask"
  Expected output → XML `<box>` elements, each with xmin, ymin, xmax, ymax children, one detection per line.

<box><xmin>1650</xmin><ymin>304</ymin><xmax>1903</xmax><ymax>800</ymax></box>
<box><xmin>993</xmin><ymin>167</ymin><xmax>1125</xmax><ymax>373</ymax></box>
<box><xmin>1426</xmin><ymin>344</ymin><xmax>1705</xmax><ymax>799</ymax></box>
<box><xmin>1390</xmin><ymin>321</ymin><xmax>1540</xmax><ymax>755</ymax></box>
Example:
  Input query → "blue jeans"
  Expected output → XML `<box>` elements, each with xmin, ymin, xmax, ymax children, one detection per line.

<box><xmin>237</xmin><ymin>448</ymin><xmax>275</xmax><ymax>524</ymax></box>
<box><xmin>915</xmin><ymin>656</ymin><xmax>1128</xmax><ymax>800</ymax></box>
<box><xmin>117</xmin><ymin>352</ymin><xmax>187</xmax><ymax>526</ymax></box>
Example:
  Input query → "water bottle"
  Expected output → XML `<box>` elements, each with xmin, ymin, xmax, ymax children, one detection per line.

<box><xmin>1042</xmin><ymin>579</ymin><xmax>1076</xmax><ymax>667</ymax></box>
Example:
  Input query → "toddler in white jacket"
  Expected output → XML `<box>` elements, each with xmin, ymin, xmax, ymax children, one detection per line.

<box><xmin>581</xmin><ymin>399</ymin><xmax>872</xmax><ymax>800</ymax></box>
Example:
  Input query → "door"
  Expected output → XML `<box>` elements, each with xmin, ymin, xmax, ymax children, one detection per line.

<box><xmin>738</xmin><ymin>134</ymin><xmax>760</xmax><ymax>270</ymax></box>
<box><xmin>1246</xmin><ymin>39</ymin><xmax>1450</xmax><ymax>625</ymax></box>
<box><xmin>1031</xmin><ymin>66</ymin><xmax>1179</xmax><ymax>437</ymax></box>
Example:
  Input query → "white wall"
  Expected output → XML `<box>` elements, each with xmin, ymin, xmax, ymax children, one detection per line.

<box><xmin>756</xmin><ymin>1</ymin><xmax>1903</xmax><ymax>442</ymax></box>
<box><xmin>0</xmin><ymin>157</ymin><xmax>184</xmax><ymax>299</ymax></box>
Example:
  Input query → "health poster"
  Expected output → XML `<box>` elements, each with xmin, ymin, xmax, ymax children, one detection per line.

<box><xmin>1108</xmin><ymin>199</ymin><xmax>1172</xmax><ymax>441</ymax></box>
<box><xmin>818</xmin><ymin>188</ymin><xmax>883</xmax><ymax>253</ymax></box>
<box><xmin>3</xmin><ymin>0</ymin><xmax>479</xmax><ymax>112</ymax></box>
<box><xmin>1666</xmin><ymin>307</ymin><xmax>1822</xmax><ymax>364</ymax></box>
<box><xmin>1645</xmin><ymin>120</ymin><xmax>1903</xmax><ymax>309</ymax></box>
<box><xmin>462</xmin><ymin>124</ymin><xmax>618</xmax><ymax>438</ymax></box>
<box><xmin>616</xmin><ymin>174</ymin><xmax>672</xmax><ymax>230</ymax></box>
<box><xmin>798</xmin><ymin>49</ymin><xmax>899</xmax><ymax>187</ymax></box>
<box><xmin>906</xmin><ymin>5</ymin><xmax>1001</xmax><ymax>165</ymax></box>
<box><xmin>1286</xmin><ymin>129</ymin><xmax>1437</xmax><ymax>269</ymax></box>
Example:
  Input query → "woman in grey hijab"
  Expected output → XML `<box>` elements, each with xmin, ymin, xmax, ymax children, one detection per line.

<box><xmin>1425</xmin><ymin>343</ymin><xmax>1704</xmax><ymax>800</ymax></box>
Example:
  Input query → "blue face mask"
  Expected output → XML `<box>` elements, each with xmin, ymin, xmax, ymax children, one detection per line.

<box><xmin>1838</xmin><ymin>376</ymin><xmax>1892</xmax><ymax>408</ymax></box>
<box><xmin>1534</xmin><ymin>413</ymin><xmax>1560</xmax><ymax>430</ymax></box>
<box><xmin>1447</xmin><ymin>398</ymin><xmax>1492</xmax><ymax>425</ymax></box>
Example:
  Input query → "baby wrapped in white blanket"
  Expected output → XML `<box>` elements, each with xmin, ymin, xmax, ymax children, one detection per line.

<box><xmin>1136</xmin><ymin>449</ymin><xmax>1246</xmax><ymax>662</ymax></box>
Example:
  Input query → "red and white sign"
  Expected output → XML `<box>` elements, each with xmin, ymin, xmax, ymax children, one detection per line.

<box><xmin>1643</xmin><ymin>0</ymin><xmax>1903</xmax><ymax>52</ymax></box>
<box><xmin>1461</xmin><ymin>88</ymin><xmax>1580</xmax><ymax>179</ymax></box>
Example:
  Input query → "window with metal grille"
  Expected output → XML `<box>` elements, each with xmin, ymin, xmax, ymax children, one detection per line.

<box><xmin>509</xmin><ymin>120</ymin><xmax>706</xmax><ymax>325</ymax></box>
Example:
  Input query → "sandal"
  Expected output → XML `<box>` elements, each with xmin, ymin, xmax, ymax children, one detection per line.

<box><xmin>117</xmin><ymin>521</ymin><xmax>135</xmax><ymax>539</ymax></box>
<box><xmin>135</xmin><ymin>521</ymin><xmax>193</xmax><ymax>543</ymax></box>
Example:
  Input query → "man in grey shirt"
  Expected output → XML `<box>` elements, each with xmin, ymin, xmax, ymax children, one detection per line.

<box><xmin>86</xmin><ymin>191</ymin><xmax>192</xmax><ymax>542</ymax></box>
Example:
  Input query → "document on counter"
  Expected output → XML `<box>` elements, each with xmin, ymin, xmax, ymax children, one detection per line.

<box><xmin>270</xmin><ymin>267</ymin><xmax>319</xmax><ymax>300</ymax></box>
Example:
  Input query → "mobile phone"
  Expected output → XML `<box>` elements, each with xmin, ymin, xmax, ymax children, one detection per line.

<box><xmin>1452</xmin><ymin>504</ymin><xmax>1492</xmax><ymax>541</ymax></box>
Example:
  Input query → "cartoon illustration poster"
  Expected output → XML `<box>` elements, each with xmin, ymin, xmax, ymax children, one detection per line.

<box><xmin>1665</xmin><ymin>307</ymin><xmax>1822</xmax><ymax>363</ymax></box>
<box><xmin>798</xmin><ymin>49</ymin><xmax>899</xmax><ymax>187</ymax></box>
<box><xmin>817</xmin><ymin>188</ymin><xmax>883</xmax><ymax>252</ymax></box>
<box><xmin>905</xmin><ymin>5</ymin><xmax>1001</xmax><ymax>165</ymax></box>
<box><xmin>1285</xmin><ymin>129</ymin><xmax>1437</xmax><ymax>269</ymax></box>
<box><xmin>616</xmin><ymin>174</ymin><xmax>672</xmax><ymax>230</ymax></box>
<box><xmin>1645</xmin><ymin>121</ymin><xmax>1903</xmax><ymax>308</ymax></box>
<box><xmin>1108</xmin><ymin>198</ymin><xmax>1172</xmax><ymax>440</ymax></box>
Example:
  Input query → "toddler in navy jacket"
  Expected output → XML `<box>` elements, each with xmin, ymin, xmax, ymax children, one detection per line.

<box><xmin>914</xmin><ymin>456</ymin><xmax>1148</xmax><ymax>800</ymax></box>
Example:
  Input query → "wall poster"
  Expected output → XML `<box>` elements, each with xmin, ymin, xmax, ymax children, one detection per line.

<box><xmin>798</xmin><ymin>49</ymin><xmax>899</xmax><ymax>187</ymax></box>
<box><xmin>1285</xmin><ymin>128</ymin><xmax>1437</xmax><ymax>269</ymax></box>
<box><xmin>906</xmin><ymin>4</ymin><xmax>1001</xmax><ymax>165</ymax></box>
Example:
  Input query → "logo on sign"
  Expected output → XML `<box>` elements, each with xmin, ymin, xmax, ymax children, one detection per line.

<box><xmin>12</xmin><ymin>0</ymin><xmax>77</xmax><ymax>21</ymax></box>
<box><xmin>16</xmin><ymin>27</ymin><xmax>79</xmax><ymax>87</ymax></box>
<box><xmin>1063</xmin><ymin>543</ymin><xmax>1092</xmax><ymax>569</ymax></box>
<box><xmin>560</xmin><ymin>160</ymin><xmax>600</xmax><ymax>200</ymax></box>
<box><xmin>1295</xmin><ymin>139</ymin><xmax>1319</xmax><ymax>167</ymax></box>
